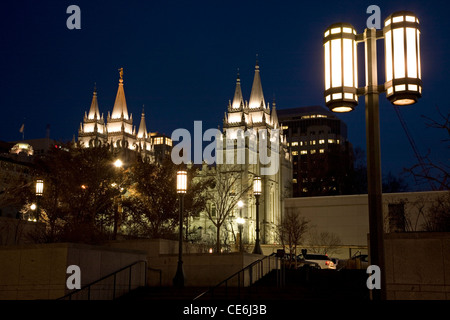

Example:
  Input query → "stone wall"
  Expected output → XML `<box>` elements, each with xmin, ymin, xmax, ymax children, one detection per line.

<box><xmin>385</xmin><ymin>232</ymin><xmax>450</xmax><ymax>300</ymax></box>
<box><xmin>0</xmin><ymin>242</ymin><xmax>147</xmax><ymax>300</ymax></box>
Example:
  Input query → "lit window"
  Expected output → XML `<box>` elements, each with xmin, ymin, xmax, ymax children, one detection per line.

<box><xmin>282</xmin><ymin>125</ymin><xmax>288</xmax><ymax>130</ymax></box>
<box><xmin>319</xmin><ymin>139</ymin><xmax>325</xmax><ymax>144</ymax></box>
<box><xmin>301</xmin><ymin>150</ymin><xmax>308</xmax><ymax>155</ymax></box>
<box><xmin>328</xmin><ymin>139</ymin><xmax>335</xmax><ymax>144</ymax></box>
<box><xmin>311</xmin><ymin>150</ymin><xmax>316</xmax><ymax>154</ymax></box>
<box><xmin>292</xmin><ymin>151</ymin><xmax>298</xmax><ymax>156</ymax></box>
<box><xmin>300</xmin><ymin>141</ymin><xmax>304</xmax><ymax>146</ymax></box>
<box><xmin>291</xmin><ymin>142</ymin><xmax>298</xmax><ymax>146</ymax></box>
<box><xmin>165</xmin><ymin>138</ymin><xmax>172</xmax><ymax>146</ymax></box>
<box><xmin>337</xmin><ymin>140</ymin><xmax>340</xmax><ymax>144</ymax></box>
<box><xmin>319</xmin><ymin>149</ymin><xmax>325</xmax><ymax>153</ymax></box>
<box><xmin>311</xmin><ymin>140</ymin><xmax>316</xmax><ymax>145</ymax></box>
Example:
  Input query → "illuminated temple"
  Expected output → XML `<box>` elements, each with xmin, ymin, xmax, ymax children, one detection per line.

<box><xmin>77</xmin><ymin>68</ymin><xmax>160</xmax><ymax>163</ymax></box>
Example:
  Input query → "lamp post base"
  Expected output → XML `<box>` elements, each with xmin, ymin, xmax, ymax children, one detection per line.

<box><xmin>252</xmin><ymin>240</ymin><xmax>262</xmax><ymax>255</ymax></box>
<box><xmin>173</xmin><ymin>261</ymin><xmax>185</xmax><ymax>287</ymax></box>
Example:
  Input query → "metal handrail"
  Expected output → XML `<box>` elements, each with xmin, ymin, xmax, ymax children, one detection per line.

<box><xmin>193</xmin><ymin>255</ymin><xmax>277</xmax><ymax>300</ymax></box>
<box><xmin>58</xmin><ymin>260</ymin><xmax>147</xmax><ymax>300</ymax></box>
<box><xmin>147</xmin><ymin>266</ymin><xmax>162</xmax><ymax>287</ymax></box>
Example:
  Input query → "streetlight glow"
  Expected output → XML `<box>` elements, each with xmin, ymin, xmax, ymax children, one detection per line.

<box><xmin>237</xmin><ymin>200</ymin><xmax>244</xmax><ymax>208</ymax></box>
<box><xmin>384</xmin><ymin>11</ymin><xmax>422</xmax><ymax>106</ymax></box>
<box><xmin>253</xmin><ymin>176</ymin><xmax>262</xmax><ymax>195</ymax></box>
<box><xmin>36</xmin><ymin>179</ymin><xmax>44</xmax><ymax>196</ymax></box>
<box><xmin>323</xmin><ymin>23</ymin><xmax>358</xmax><ymax>112</ymax></box>
<box><xmin>176</xmin><ymin>170</ymin><xmax>187</xmax><ymax>194</ymax></box>
<box><xmin>114</xmin><ymin>159</ymin><xmax>123</xmax><ymax>168</ymax></box>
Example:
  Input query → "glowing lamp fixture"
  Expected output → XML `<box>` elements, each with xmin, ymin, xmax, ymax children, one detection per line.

<box><xmin>36</xmin><ymin>179</ymin><xmax>44</xmax><ymax>196</ymax></box>
<box><xmin>323</xmin><ymin>11</ymin><xmax>422</xmax><ymax>112</ymax></box>
<box><xmin>114</xmin><ymin>159</ymin><xmax>123</xmax><ymax>168</ymax></box>
<box><xmin>236</xmin><ymin>217</ymin><xmax>245</xmax><ymax>225</ymax></box>
<box><xmin>176</xmin><ymin>170</ymin><xmax>187</xmax><ymax>194</ymax></box>
<box><xmin>237</xmin><ymin>200</ymin><xmax>244</xmax><ymax>208</ymax></box>
<box><xmin>383</xmin><ymin>11</ymin><xmax>422</xmax><ymax>105</ymax></box>
<box><xmin>253</xmin><ymin>176</ymin><xmax>262</xmax><ymax>196</ymax></box>
<box><xmin>323</xmin><ymin>23</ymin><xmax>358</xmax><ymax>112</ymax></box>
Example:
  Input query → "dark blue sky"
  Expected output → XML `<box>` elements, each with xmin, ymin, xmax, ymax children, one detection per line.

<box><xmin>0</xmin><ymin>0</ymin><xmax>449</xmax><ymax>189</ymax></box>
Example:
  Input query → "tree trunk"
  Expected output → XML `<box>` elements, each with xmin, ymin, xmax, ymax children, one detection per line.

<box><xmin>216</xmin><ymin>224</ymin><xmax>221</xmax><ymax>253</ymax></box>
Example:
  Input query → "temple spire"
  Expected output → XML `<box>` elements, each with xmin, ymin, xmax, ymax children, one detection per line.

<box><xmin>87</xmin><ymin>84</ymin><xmax>100</xmax><ymax>120</ymax></box>
<box><xmin>137</xmin><ymin>105</ymin><xmax>148</xmax><ymax>139</ymax></box>
<box><xmin>248</xmin><ymin>55</ymin><xmax>265</xmax><ymax>109</ymax></box>
<box><xmin>111</xmin><ymin>67</ymin><xmax>129</xmax><ymax>119</ymax></box>
<box><xmin>231</xmin><ymin>68</ymin><xmax>244</xmax><ymax>110</ymax></box>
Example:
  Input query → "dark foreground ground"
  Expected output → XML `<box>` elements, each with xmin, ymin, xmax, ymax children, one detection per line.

<box><xmin>120</xmin><ymin>268</ymin><xmax>371</xmax><ymax>301</ymax></box>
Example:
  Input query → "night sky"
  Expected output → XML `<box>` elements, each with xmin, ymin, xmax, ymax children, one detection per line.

<box><xmin>1</xmin><ymin>0</ymin><xmax>449</xmax><ymax>189</ymax></box>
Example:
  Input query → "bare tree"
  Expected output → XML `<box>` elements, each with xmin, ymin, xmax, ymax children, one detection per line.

<box><xmin>277</xmin><ymin>208</ymin><xmax>309</xmax><ymax>268</ymax></box>
<box><xmin>204</xmin><ymin>165</ymin><xmax>252</xmax><ymax>253</ymax></box>
<box><xmin>421</xmin><ymin>191</ymin><xmax>450</xmax><ymax>232</ymax></box>
<box><xmin>405</xmin><ymin>107</ymin><xmax>449</xmax><ymax>190</ymax></box>
<box><xmin>307</xmin><ymin>230</ymin><xmax>342</xmax><ymax>256</ymax></box>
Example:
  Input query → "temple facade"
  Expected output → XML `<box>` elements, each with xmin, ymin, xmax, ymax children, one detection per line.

<box><xmin>191</xmin><ymin>61</ymin><xmax>293</xmax><ymax>249</ymax></box>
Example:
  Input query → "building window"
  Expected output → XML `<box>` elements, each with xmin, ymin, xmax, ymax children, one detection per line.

<box><xmin>291</xmin><ymin>142</ymin><xmax>298</xmax><ymax>146</ymax></box>
<box><xmin>292</xmin><ymin>151</ymin><xmax>298</xmax><ymax>156</ymax></box>
<box><xmin>301</xmin><ymin>150</ymin><xmax>307</xmax><ymax>155</ymax></box>
<box><xmin>319</xmin><ymin>139</ymin><xmax>325</xmax><ymax>144</ymax></box>
<box><xmin>319</xmin><ymin>149</ymin><xmax>325</xmax><ymax>153</ymax></box>
<box><xmin>310</xmin><ymin>150</ymin><xmax>316</xmax><ymax>154</ymax></box>
<box><xmin>328</xmin><ymin>139</ymin><xmax>335</xmax><ymax>144</ymax></box>
<box><xmin>154</xmin><ymin>137</ymin><xmax>163</xmax><ymax>144</ymax></box>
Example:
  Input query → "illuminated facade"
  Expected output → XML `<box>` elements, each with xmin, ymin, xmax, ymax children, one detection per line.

<box><xmin>78</xmin><ymin>69</ymin><xmax>156</xmax><ymax>163</ymax></box>
<box><xmin>192</xmin><ymin>62</ymin><xmax>292</xmax><ymax>249</ymax></box>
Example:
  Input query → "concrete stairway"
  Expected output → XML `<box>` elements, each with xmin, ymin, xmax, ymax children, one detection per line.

<box><xmin>119</xmin><ymin>268</ymin><xmax>370</xmax><ymax>301</ymax></box>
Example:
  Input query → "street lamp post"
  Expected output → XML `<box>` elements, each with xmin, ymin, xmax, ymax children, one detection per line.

<box><xmin>174</xmin><ymin>169</ymin><xmax>187</xmax><ymax>287</ymax></box>
<box><xmin>113</xmin><ymin>159</ymin><xmax>123</xmax><ymax>240</ymax></box>
<box><xmin>252</xmin><ymin>176</ymin><xmax>262</xmax><ymax>255</ymax></box>
<box><xmin>237</xmin><ymin>200</ymin><xmax>244</xmax><ymax>252</ymax></box>
<box><xmin>323</xmin><ymin>11</ymin><xmax>422</xmax><ymax>300</ymax></box>
<box><xmin>35</xmin><ymin>179</ymin><xmax>44</xmax><ymax>221</ymax></box>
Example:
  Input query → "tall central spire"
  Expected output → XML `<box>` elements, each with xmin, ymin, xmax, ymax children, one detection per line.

<box><xmin>111</xmin><ymin>67</ymin><xmax>129</xmax><ymax>119</ymax></box>
<box><xmin>248</xmin><ymin>56</ymin><xmax>266</xmax><ymax>109</ymax></box>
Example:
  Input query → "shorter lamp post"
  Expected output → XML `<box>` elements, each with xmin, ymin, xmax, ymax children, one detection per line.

<box><xmin>35</xmin><ymin>179</ymin><xmax>44</xmax><ymax>221</ymax></box>
<box><xmin>237</xmin><ymin>200</ymin><xmax>244</xmax><ymax>252</ymax></box>
<box><xmin>252</xmin><ymin>176</ymin><xmax>262</xmax><ymax>255</ymax></box>
<box><xmin>174</xmin><ymin>170</ymin><xmax>187</xmax><ymax>287</ymax></box>
<box><xmin>236</xmin><ymin>217</ymin><xmax>245</xmax><ymax>253</ymax></box>
<box><xmin>113</xmin><ymin>159</ymin><xmax>123</xmax><ymax>240</ymax></box>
